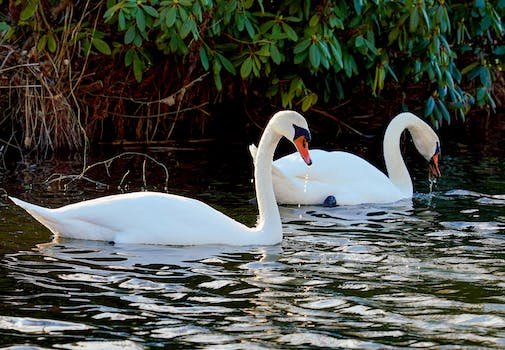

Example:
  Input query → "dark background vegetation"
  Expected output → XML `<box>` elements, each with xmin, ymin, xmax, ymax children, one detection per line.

<box><xmin>0</xmin><ymin>0</ymin><xmax>503</xmax><ymax>157</ymax></box>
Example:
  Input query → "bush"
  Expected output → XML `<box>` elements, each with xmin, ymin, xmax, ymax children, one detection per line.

<box><xmin>0</xmin><ymin>0</ymin><xmax>504</xmax><ymax>150</ymax></box>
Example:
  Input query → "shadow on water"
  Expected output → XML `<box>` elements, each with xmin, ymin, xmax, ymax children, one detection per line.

<box><xmin>0</xmin><ymin>115</ymin><xmax>504</xmax><ymax>348</ymax></box>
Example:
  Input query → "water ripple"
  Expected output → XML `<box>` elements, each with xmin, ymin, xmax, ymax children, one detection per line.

<box><xmin>1</xmin><ymin>189</ymin><xmax>505</xmax><ymax>348</ymax></box>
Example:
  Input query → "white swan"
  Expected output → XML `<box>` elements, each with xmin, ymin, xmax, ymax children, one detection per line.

<box><xmin>9</xmin><ymin>110</ymin><xmax>312</xmax><ymax>246</ymax></box>
<box><xmin>249</xmin><ymin>112</ymin><xmax>440</xmax><ymax>206</ymax></box>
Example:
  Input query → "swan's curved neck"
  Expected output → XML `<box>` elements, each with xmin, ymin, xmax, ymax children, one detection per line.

<box><xmin>383</xmin><ymin>114</ymin><xmax>415</xmax><ymax>196</ymax></box>
<box><xmin>253</xmin><ymin>125</ymin><xmax>282</xmax><ymax>239</ymax></box>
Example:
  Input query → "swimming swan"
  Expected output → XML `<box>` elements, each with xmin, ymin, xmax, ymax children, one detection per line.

<box><xmin>249</xmin><ymin>112</ymin><xmax>440</xmax><ymax>206</ymax></box>
<box><xmin>10</xmin><ymin>110</ymin><xmax>312</xmax><ymax>246</ymax></box>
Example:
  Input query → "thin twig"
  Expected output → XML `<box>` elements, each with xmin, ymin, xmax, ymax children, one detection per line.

<box><xmin>311</xmin><ymin>107</ymin><xmax>374</xmax><ymax>138</ymax></box>
<box><xmin>44</xmin><ymin>152</ymin><xmax>170</xmax><ymax>190</ymax></box>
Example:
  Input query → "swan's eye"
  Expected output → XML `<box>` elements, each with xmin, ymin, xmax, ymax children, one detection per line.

<box><xmin>293</xmin><ymin>124</ymin><xmax>311</xmax><ymax>142</ymax></box>
<box><xmin>434</xmin><ymin>142</ymin><xmax>440</xmax><ymax>157</ymax></box>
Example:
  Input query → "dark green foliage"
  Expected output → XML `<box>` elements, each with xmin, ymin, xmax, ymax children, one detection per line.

<box><xmin>2</xmin><ymin>0</ymin><xmax>504</xmax><ymax>128</ymax></box>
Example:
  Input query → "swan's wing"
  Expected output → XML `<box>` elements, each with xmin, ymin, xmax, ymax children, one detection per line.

<box><xmin>272</xmin><ymin>150</ymin><xmax>405</xmax><ymax>205</ymax></box>
<box><xmin>15</xmin><ymin>192</ymin><xmax>249</xmax><ymax>245</ymax></box>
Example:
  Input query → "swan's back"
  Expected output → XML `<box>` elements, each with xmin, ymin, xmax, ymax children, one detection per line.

<box><xmin>11</xmin><ymin>192</ymin><xmax>253</xmax><ymax>245</ymax></box>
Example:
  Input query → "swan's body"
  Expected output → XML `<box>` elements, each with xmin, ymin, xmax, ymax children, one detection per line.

<box><xmin>250</xmin><ymin>112</ymin><xmax>441</xmax><ymax>206</ymax></box>
<box><xmin>10</xmin><ymin>110</ymin><xmax>312</xmax><ymax>246</ymax></box>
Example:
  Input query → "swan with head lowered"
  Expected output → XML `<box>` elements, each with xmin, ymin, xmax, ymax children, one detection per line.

<box><xmin>249</xmin><ymin>112</ymin><xmax>440</xmax><ymax>206</ymax></box>
<box><xmin>9</xmin><ymin>110</ymin><xmax>312</xmax><ymax>246</ymax></box>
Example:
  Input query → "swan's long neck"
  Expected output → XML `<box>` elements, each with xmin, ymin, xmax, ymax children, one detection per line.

<box><xmin>383</xmin><ymin>113</ymin><xmax>414</xmax><ymax>196</ymax></box>
<box><xmin>253</xmin><ymin>125</ymin><xmax>282</xmax><ymax>238</ymax></box>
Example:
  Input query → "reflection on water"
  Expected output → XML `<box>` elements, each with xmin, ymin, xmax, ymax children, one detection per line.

<box><xmin>1</xmin><ymin>129</ymin><xmax>505</xmax><ymax>348</ymax></box>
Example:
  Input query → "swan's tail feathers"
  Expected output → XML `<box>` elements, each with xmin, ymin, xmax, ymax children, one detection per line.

<box><xmin>248</xmin><ymin>144</ymin><xmax>258</xmax><ymax>162</ymax></box>
<box><xmin>9</xmin><ymin>196</ymin><xmax>59</xmax><ymax>233</ymax></box>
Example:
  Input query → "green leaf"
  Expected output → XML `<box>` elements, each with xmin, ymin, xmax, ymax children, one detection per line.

<box><xmin>240</xmin><ymin>57</ymin><xmax>253</xmax><ymax>79</ymax></box>
<box><xmin>213</xmin><ymin>71</ymin><xmax>223</xmax><ymax>91</ymax></box>
<box><xmin>309</xmin><ymin>14</ymin><xmax>319</xmax><ymax>27</ymax></box>
<box><xmin>294</xmin><ymin>39</ymin><xmax>310</xmax><ymax>54</ymax></box>
<box><xmin>20</xmin><ymin>0</ymin><xmax>38</xmax><ymax>21</ymax></box>
<box><xmin>425</xmin><ymin>96</ymin><xmax>435</xmax><ymax>116</ymax></box>
<box><xmin>179</xmin><ymin>0</ymin><xmax>192</xmax><ymax>6</ymax></box>
<box><xmin>166</xmin><ymin>6</ymin><xmax>177</xmax><ymax>27</ymax></box>
<box><xmin>309</xmin><ymin>44</ymin><xmax>320</xmax><ymax>68</ymax></box>
<box><xmin>476</xmin><ymin>87</ymin><xmax>486</xmax><ymax>102</ymax></box>
<box><xmin>388</xmin><ymin>27</ymin><xmax>400</xmax><ymax>45</ymax></box>
<box><xmin>421</xmin><ymin>7</ymin><xmax>431</xmax><ymax>31</ymax></box>
<box><xmin>136</xmin><ymin>8</ymin><xmax>146</xmax><ymax>32</ymax></box>
<box><xmin>218</xmin><ymin>54</ymin><xmax>236</xmax><ymax>74</ymax></box>
<box><xmin>494</xmin><ymin>45</ymin><xmax>505</xmax><ymax>55</ymax></box>
<box><xmin>270</xmin><ymin>44</ymin><xmax>282</xmax><ymax>64</ymax></box>
<box><xmin>438</xmin><ymin>100</ymin><xmax>451</xmax><ymax>123</ymax></box>
<box><xmin>92</xmin><ymin>38</ymin><xmax>111</xmax><ymax>55</ymax></box>
<box><xmin>199</xmin><ymin>47</ymin><xmax>209</xmax><ymax>70</ymax></box>
<box><xmin>125</xmin><ymin>26</ymin><xmax>136</xmax><ymax>44</ymax></box>
<box><xmin>178</xmin><ymin>6</ymin><xmax>188</xmax><ymax>21</ymax></box>
<box><xmin>142</xmin><ymin>5</ymin><xmax>159</xmax><ymax>18</ymax></box>
<box><xmin>125</xmin><ymin>49</ymin><xmax>134</xmax><ymax>66</ymax></box>
<box><xmin>282</xmin><ymin>23</ymin><xmax>298</xmax><ymax>41</ymax></box>
<box><xmin>355</xmin><ymin>35</ymin><xmax>366</xmax><ymax>48</ymax></box>
<box><xmin>133</xmin><ymin>33</ymin><xmax>142</xmax><ymax>47</ymax></box>
<box><xmin>118</xmin><ymin>11</ymin><xmax>126</xmax><ymax>30</ymax></box>
<box><xmin>479</xmin><ymin>66</ymin><xmax>491</xmax><ymax>87</ymax></box>
<box><xmin>409</xmin><ymin>9</ymin><xmax>419</xmax><ymax>32</ymax></box>
<box><xmin>353</xmin><ymin>0</ymin><xmax>363</xmax><ymax>15</ymax></box>
<box><xmin>445</xmin><ymin>70</ymin><xmax>454</xmax><ymax>89</ymax></box>
<box><xmin>37</xmin><ymin>34</ymin><xmax>47</xmax><ymax>52</ymax></box>
<box><xmin>317</xmin><ymin>41</ymin><xmax>330</xmax><ymax>60</ymax></box>
<box><xmin>133</xmin><ymin>53</ymin><xmax>144</xmax><ymax>82</ymax></box>
<box><xmin>475</xmin><ymin>0</ymin><xmax>485</xmax><ymax>9</ymax></box>
<box><xmin>180</xmin><ymin>20</ymin><xmax>192</xmax><ymax>38</ymax></box>
<box><xmin>244</xmin><ymin>17</ymin><xmax>255</xmax><ymax>39</ymax></box>
<box><xmin>47</xmin><ymin>33</ymin><xmax>57</xmax><ymax>53</ymax></box>
<box><xmin>301</xmin><ymin>95</ymin><xmax>312</xmax><ymax>112</ymax></box>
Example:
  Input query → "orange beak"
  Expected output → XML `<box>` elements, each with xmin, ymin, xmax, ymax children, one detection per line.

<box><xmin>429</xmin><ymin>153</ymin><xmax>441</xmax><ymax>178</ymax></box>
<box><xmin>294</xmin><ymin>136</ymin><xmax>312</xmax><ymax>166</ymax></box>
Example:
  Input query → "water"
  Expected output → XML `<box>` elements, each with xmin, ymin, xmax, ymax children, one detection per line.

<box><xmin>0</xmin><ymin>125</ymin><xmax>504</xmax><ymax>349</ymax></box>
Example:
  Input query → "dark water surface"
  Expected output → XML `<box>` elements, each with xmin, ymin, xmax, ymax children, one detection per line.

<box><xmin>0</xmin><ymin>118</ymin><xmax>504</xmax><ymax>349</ymax></box>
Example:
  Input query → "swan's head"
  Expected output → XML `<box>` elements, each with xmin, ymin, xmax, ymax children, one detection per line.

<box><xmin>271</xmin><ymin>110</ymin><xmax>312</xmax><ymax>165</ymax></box>
<box><xmin>408</xmin><ymin>115</ymin><xmax>441</xmax><ymax>178</ymax></box>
